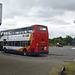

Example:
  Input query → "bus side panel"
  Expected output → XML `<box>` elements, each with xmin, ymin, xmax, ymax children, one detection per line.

<box><xmin>27</xmin><ymin>33</ymin><xmax>36</xmax><ymax>53</ymax></box>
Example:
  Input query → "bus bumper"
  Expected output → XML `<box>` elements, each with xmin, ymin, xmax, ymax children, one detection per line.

<box><xmin>27</xmin><ymin>52</ymin><xmax>48</xmax><ymax>55</ymax></box>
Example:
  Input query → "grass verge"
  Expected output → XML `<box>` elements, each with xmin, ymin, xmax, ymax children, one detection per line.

<box><xmin>52</xmin><ymin>62</ymin><xmax>75</xmax><ymax>75</ymax></box>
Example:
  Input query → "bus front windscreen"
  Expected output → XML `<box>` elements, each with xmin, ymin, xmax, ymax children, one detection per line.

<box><xmin>38</xmin><ymin>26</ymin><xmax>47</xmax><ymax>31</ymax></box>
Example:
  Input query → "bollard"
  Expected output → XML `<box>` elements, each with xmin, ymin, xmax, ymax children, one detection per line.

<box><xmin>60</xmin><ymin>65</ymin><xmax>65</xmax><ymax>75</ymax></box>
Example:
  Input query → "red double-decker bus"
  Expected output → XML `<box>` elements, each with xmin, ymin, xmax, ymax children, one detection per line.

<box><xmin>0</xmin><ymin>25</ymin><xmax>49</xmax><ymax>55</ymax></box>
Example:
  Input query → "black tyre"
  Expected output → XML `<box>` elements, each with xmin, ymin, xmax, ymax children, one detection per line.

<box><xmin>4</xmin><ymin>47</ymin><xmax>6</xmax><ymax>53</ymax></box>
<box><xmin>23</xmin><ymin>49</ymin><xmax>27</xmax><ymax>56</ymax></box>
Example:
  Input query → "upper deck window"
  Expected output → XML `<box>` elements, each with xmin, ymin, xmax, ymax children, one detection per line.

<box><xmin>38</xmin><ymin>26</ymin><xmax>46</xmax><ymax>31</ymax></box>
<box><xmin>28</xmin><ymin>27</ymin><xmax>34</xmax><ymax>33</ymax></box>
<box><xmin>0</xmin><ymin>26</ymin><xmax>34</xmax><ymax>36</ymax></box>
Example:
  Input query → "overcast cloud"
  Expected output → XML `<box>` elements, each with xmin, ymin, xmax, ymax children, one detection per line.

<box><xmin>0</xmin><ymin>0</ymin><xmax>75</xmax><ymax>38</ymax></box>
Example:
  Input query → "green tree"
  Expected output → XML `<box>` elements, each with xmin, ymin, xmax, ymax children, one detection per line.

<box><xmin>49</xmin><ymin>39</ymin><xmax>55</xmax><ymax>46</ymax></box>
<box><xmin>73</xmin><ymin>37</ymin><xmax>75</xmax><ymax>40</ymax></box>
<box><xmin>54</xmin><ymin>38</ymin><xmax>62</xmax><ymax>45</ymax></box>
<box><xmin>64</xmin><ymin>35</ymin><xmax>73</xmax><ymax>45</ymax></box>
<box><xmin>59</xmin><ymin>37</ymin><xmax>63</xmax><ymax>41</ymax></box>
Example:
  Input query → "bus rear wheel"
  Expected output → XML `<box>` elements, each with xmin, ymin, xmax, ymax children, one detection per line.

<box><xmin>4</xmin><ymin>47</ymin><xmax>7</xmax><ymax>53</ymax></box>
<box><xmin>23</xmin><ymin>49</ymin><xmax>27</xmax><ymax>56</ymax></box>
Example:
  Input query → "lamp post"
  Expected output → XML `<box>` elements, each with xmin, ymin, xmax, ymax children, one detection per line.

<box><xmin>0</xmin><ymin>3</ymin><xmax>2</xmax><ymax>25</ymax></box>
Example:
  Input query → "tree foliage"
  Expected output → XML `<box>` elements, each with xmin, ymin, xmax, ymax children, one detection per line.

<box><xmin>49</xmin><ymin>36</ymin><xmax>74</xmax><ymax>46</ymax></box>
<box><xmin>64</xmin><ymin>36</ymin><xmax>73</xmax><ymax>44</ymax></box>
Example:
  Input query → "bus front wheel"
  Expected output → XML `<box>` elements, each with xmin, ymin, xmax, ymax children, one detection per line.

<box><xmin>23</xmin><ymin>49</ymin><xmax>27</xmax><ymax>56</ymax></box>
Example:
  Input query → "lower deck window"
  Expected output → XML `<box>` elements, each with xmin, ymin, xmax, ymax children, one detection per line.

<box><xmin>3</xmin><ymin>41</ymin><xmax>30</xmax><ymax>47</ymax></box>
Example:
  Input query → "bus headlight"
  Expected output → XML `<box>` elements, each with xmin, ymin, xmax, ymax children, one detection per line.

<box><xmin>44</xmin><ymin>47</ymin><xmax>46</xmax><ymax>50</ymax></box>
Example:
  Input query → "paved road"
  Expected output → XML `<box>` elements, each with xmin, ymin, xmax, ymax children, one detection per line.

<box><xmin>0</xmin><ymin>51</ymin><xmax>64</xmax><ymax>75</ymax></box>
<box><xmin>0</xmin><ymin>46</ymin><xmax>74</xmax><ymax>75</ymax></box>
<box><xmin>49</xmin><ymin>47</ymin><xmax>75</xmax><ymax>61</ymax></box>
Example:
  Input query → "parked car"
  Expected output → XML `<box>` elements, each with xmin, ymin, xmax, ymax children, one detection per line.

<box><xmin>56</xmin><ymin>43</ymin><xmax>63</xmax><ymax>47</ymax></box>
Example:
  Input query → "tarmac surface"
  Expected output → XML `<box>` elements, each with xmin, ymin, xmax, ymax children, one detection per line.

<box><xmin>0</xmin><ymin>46</ymin><xmax>74</xmax><ymax>75</ymax></box>
<box><xmin>49</xmin><ymin>46</ymin><xmax>75</xmax><ymax>61</ymax></box>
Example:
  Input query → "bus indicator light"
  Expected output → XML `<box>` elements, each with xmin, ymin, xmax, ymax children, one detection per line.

<box><xmin>36</xmin><ymin>43</ymin><xmax>38</xmax><ymax>45</ymax></box>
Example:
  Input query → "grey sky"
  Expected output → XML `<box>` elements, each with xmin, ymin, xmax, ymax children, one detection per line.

<box><xmin>0</xmin><ymin>0</ymin><xmax>75</xmax><ymax>38</ymax></box>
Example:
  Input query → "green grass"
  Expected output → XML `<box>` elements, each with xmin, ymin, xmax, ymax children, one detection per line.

<box><xmin>65</xmin><ymin>62</ymin><xmax>75</xmax><ymax>75</ymax></box>
<box><xmin>54</xmin><ymin>62</ymin><xmax>75</xmax><ymax>75</ymax></box>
